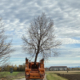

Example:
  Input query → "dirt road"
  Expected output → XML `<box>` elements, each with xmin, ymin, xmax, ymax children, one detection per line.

<box><xmin>14</xmin><ymin>74</ymin><xmax>47</xmax><ymax>80</ymax></box>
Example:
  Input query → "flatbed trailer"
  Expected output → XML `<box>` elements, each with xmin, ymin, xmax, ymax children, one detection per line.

<box><xmin>25</xmin><ymin>58</ymin><xmax>45</xmax><ymax>80</ymax></box>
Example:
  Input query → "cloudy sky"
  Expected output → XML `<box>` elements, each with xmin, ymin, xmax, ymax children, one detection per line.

<box><xmin>0</xmin><ymin>0</ymin><xmax>80</xmax><ymax>67</ymax></box>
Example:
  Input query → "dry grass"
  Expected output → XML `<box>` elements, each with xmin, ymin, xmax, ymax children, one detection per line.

<box><xmin>0</xmin><ymin>72</ymin><xmax>25</xmax><ymax>80</ymax></box>
<box><xmin>46</xmin><ymin>71</ymin><xmax>80</xmax><ymax>80</ymax></box>
<box><xmin>46</xmin><ymin>71</ymin><xmax>80</xmax><ymax>74</ymax></box>
<box><xmin>46</xmin><ymin>72</ymin><xmax>68</xmax><ymax>80</ymax></box>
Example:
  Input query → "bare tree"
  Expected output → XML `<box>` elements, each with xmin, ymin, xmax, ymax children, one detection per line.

<box><xmin>0</xmin><ymin>19</ymin><xmax>13</xmax><ymax>67</ymax></box>
<box><xmin>22</xmin><ymin>13</ymin><xmax>61</xmax><ymax>65</ymax></box>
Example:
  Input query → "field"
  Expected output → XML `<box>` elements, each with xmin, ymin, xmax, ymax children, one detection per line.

<box><xmin>0</xmin><ymin>71</ymin><xmax>25</xmax><ymax>80</ymax></box>
<box><xmin>46</xmin><ymin>71</ymin><xmax>68</xmax><ymax>80</ymax></box>
<box><xmin>46</xmin><ymin>71</ymin><xmax>80</xmax><ymax>80</ymax></box>
<box><xmin>0</xmin><ymin>71</ymin><xmax>80</xmax><ymax>80</ymax></box>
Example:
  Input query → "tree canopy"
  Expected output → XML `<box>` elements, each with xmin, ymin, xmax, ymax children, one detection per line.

<box><xmin>0</xmin><ymin>19</ymin><xmax>13</xmax><ymax>66</ymax></box>
<box><xmin>22</xmin><ymin>13</ymin><xmax>61</xmax><ymax>64</ymax></box>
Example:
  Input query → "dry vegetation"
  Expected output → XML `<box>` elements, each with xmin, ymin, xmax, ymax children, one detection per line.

<box><xmin>46</xmin><ymin>71</ymin><xmax>80</xmax><ymax>74</ymax></box>
<box><xmin>46</xmin><ymin>71</ymin><xmax>80</xmax><ymax>80</ymax></box>
<box><xmin>0</xmin><ymin>72</ymin><xmax>25</xmax><ymax>80</ymax></box>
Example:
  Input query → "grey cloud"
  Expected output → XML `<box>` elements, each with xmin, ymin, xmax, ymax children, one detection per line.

<box><xmin>55</xmin><ymin>47</ymin><xmax>80</xmax><ymax>57</ymax></box>
<box><xmin>0</xmin><ymin>0</ymin><xmax>80</xmax><ymax>54</ymax></box>
<box><xmin>65</xmin><ymin>0</ymin><xmax>80</xmax><ymax>9</ymax></box>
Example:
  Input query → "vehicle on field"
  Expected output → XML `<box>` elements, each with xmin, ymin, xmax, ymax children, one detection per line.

<box><xmin>25</xmin><ymin>58</ymin><xmax>45</xmax><ymax>80</ymax></box>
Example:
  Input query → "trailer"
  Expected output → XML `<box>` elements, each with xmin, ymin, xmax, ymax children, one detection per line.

<box><xmin>25</xmin><ymin>58</ymin><xmax>45</xmax><ymax>80</ymax></box>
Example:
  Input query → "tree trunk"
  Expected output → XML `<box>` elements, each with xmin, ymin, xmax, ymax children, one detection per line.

<box><xmin>34</xmin><ymin>39</ymin><xmax>40</xmax><ymax>65</ymax></box>
<box><xmin>34</xmin><ymin>51</ymin><xmax>39</xmax><ymax>65</ymax></box>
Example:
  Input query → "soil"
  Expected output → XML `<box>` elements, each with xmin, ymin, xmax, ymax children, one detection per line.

<box><xmin>57</xmin><ymin>73</ymin><xmax>80</xmax><ymax>80</ymax></box>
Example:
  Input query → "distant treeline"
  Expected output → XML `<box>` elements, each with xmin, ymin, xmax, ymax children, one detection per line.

<box><xmin>0</xmin><ymin>63</ymin><xmax>25</xmax><ymax>72</ymax></box>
